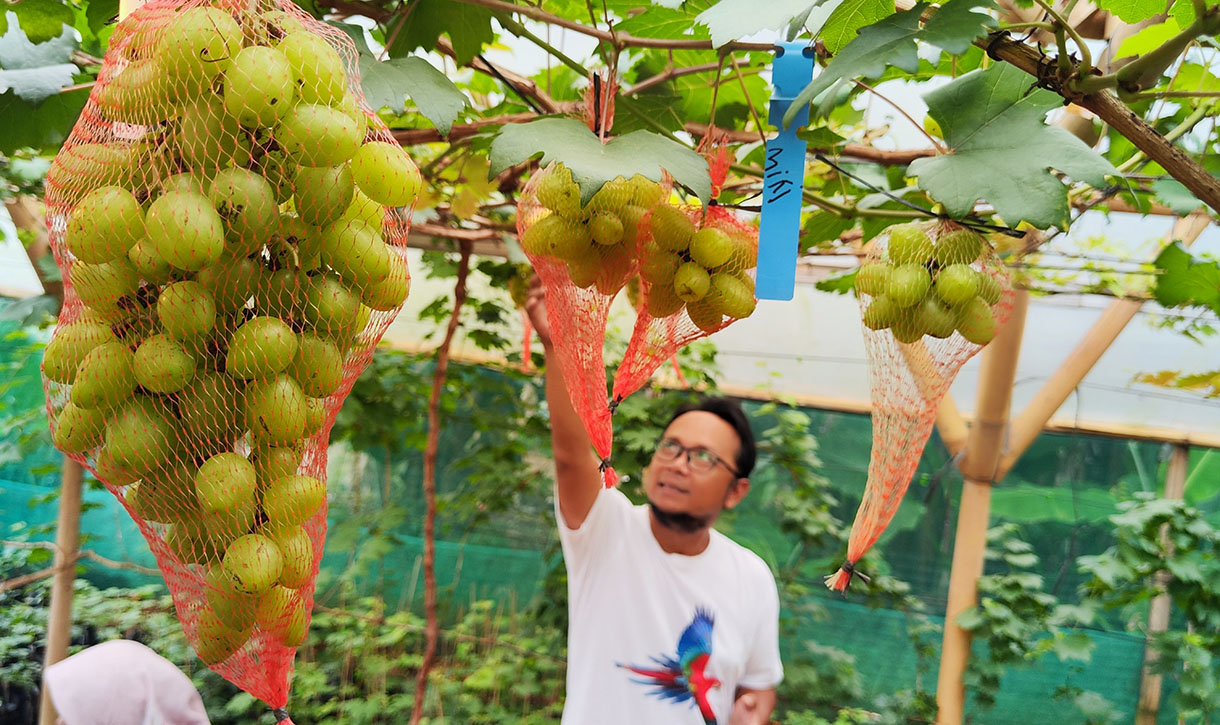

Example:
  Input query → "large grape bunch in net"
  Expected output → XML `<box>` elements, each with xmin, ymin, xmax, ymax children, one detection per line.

<box><xmin>614</xmin><ymin>138</ymin><xmax>758</xmax><ymax>403</ymax></box>
<box><xmin>41</xmin><ymin>0</ymin><xmax>420</xmax><ymax>714</ymax></box>
<box><xmin>517</xmin><ymin>162</ymin><xmax>670</xmax><ymax>487</ymax></box>
<box><xmin>827</xmin><ymin>221</ymin><xmax>1013</xmax><ymax>592</ymax></box>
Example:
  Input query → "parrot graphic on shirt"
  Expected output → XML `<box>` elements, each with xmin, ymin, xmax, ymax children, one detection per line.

<box><xmin>619</xmin><ymin>607</ymin><xmax>722</xmax><ymax>724</ymax></box>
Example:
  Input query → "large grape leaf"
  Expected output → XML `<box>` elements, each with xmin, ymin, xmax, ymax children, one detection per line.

<box><xmin>907</xmin><ymin>64</ymin><xmax>1116</xmax><ymax>228</ymax></box>
<box><xmin>819</xmin><ymin>0</ymin><xmax>893</xmax><ymax>52</ymax></box>
<box><xmin>0</xmin><ymin>20</ymin><xmax>77</xmax><ymax>103</ymax></box>
<box><xmin>0</xmin><ymin>88</ymin><xmax>88</xmax><ymax>154</ymax></box>
<box><xmin>388</xmin><ymin>0</ymin><xmax>494</xmax><ymax>65</ymax></box>
<box><xmin>1152</xmin><ymin>242</ymin><xmax>1220</xmax><ymax>312</ymax></box>
<box><xmin>695</xmin><ymin>0</ymin><xmax>819</xmax><ymax>47</ymax></box>
<box><xmin>359</xmin><ymin>55</ymin><xmax>469</xmax><ymax>135</ymax></box>
<box><xmin>0</xmin><ymin>3</ymin><xmax>73</xmax><ymax>45</ymax></box>
<box><xmin>488</xmin><ymin>117</ymin><xmax>711</xmax><ymax>203</ymax></box>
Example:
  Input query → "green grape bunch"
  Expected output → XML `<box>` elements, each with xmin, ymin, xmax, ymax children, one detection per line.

<box><xmin>640</xmin><ymin>205</ymin><xmax>758</xmax><ymax>333</ymax></box>
<box><xmin>854</xmin><ymin>222</ymin><xmax>1009</xmax><ymax>346</ymax></box>
<box><xmin>41</xmin><ymin>0</ymin><xmax>425</xmax><ymax>674</ymax></box>
<box><xmin>519</xmin><ymin>162</ymin><xmax>668</xmax><ymax>296</ymax></box>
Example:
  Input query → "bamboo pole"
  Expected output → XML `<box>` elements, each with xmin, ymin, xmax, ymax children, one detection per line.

<box><xmin>935</xmin><ymin>291</ymin><xmax>1030</xmax><ymax>725</ymax></box>
<box><xmin>997</xmin><ymin>212</ymin><xmax>1212</xmax><ymax>478</ymax></box>
<box><xmin>1135</xmin><ymin>443</ymin><xmax>1190</xmax><ymax>725</ymax></box>
<box><xmin>936</xmin><ymin>395</ymin><xmax>969</xmax><ymax>458</ymax></box>
<box><xmin>36</xmin><ymin>461</ymin><xmax>84</xmax><ymax>725</ymax></box>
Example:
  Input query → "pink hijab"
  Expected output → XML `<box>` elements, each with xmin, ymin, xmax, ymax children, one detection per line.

<box><xmin>44</xmin><ymin>639</ymin><xmax>211</xmax><ymax>725</ymax></box>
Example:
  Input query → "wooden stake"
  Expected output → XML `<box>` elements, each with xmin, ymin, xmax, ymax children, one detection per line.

<box><xmin>1135</xmin><ymin>443</ymin><xmax>1189</xmax><ymax>725</ymax></box>
<box><xmin>935</xmin><ymin>291</ymin><xmax>1029</xmax><ymax>725</ymax></box>
<box><xmin>998</xmin><ymin>212</ymin><xmax>1211</xmax><ymax>478</ymax></box>
<box><xmin>36</xmin><ymin>460</ymin><xmax>84</xmax><ymax>725</ymax></box>
<box><xmin>936</xmin><ymin>394</ymin><xmax>968</xmax><ymax>459</ymax></box>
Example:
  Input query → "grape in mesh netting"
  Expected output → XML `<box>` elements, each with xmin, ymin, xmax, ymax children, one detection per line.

<box><xmin>41</xmin><ymin>0</ymin><xmax>420</xmax><ymax>711</ymax></box>
<box><xmin>517</xmin><ymin>162</ymin><xmax>670</xmax><ymax>487</ymax></box>
<box><xmin>826</xmin><ymin>221</ymin><xmax>1013</xmax><ymax>592</ymax></box>
<box><xmin>613</xmin><ymin>202</ymin><xmax>758</xmax><ymax>403</ymax></box>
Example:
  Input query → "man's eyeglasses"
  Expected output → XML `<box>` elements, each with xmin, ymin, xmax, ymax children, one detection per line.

<box><xmin>654</xmin><ymin>438</ymin><xmax>738</xmax><ymax>476</ymax></box>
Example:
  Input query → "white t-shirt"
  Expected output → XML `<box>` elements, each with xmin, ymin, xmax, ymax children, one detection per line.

<box><xmin>558</xmin><ymin>485</ymin><xmax>784</xmax><ymax>725</ymax></box>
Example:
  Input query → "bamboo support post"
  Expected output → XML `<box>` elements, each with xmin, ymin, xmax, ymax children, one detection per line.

<box><xmin>1135</xmin><ymin>443</ymin><xmax>1190</xmax><ymax>725</ymax></box>
<box><xmin>935</xmin><ymin>291</ymin><xmax>1029</xmax><ymax>725</ymax></box>
<box><xmin>36</xmin><ymin>461</ymin><xmax>84</xmax><ymax>725</ymax></box>
<box><xmin>997</xmin><ymin>212</ymin><xmax>1211</xmax><ymax>478</ymax></box>
<box><xmin>936</xmin><ymin>395</ymin><xmax>969</xmax><ymax>458</ymax></box>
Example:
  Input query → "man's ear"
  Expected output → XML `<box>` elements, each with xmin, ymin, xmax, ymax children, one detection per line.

<box><xmin>723</xmin><ymin>477</ymin><xmax>750</xmax><ymax>510</ymax></box>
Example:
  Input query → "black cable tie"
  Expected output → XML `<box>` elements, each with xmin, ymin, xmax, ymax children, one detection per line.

<box><xmin>272</xmin><ymin>707</ymin><xmax>291</xmax><ymax>723</ymax></box>
<box><xmin>608</xmin><ymin>395</ymin><xmax>622</xmax><ymax>414</ymax></box>
<box><xmin>598</xmin><ymin>458</ymin><xmax>612</xmax><ymax>473</ymax></box>
<box><xmin>985</xmin><ymin>31</ymin><xmax>1010</xmax><ymax>62</ymax></box>
<box><xmin>840</xmin><ymin>560</ymin><xmax>872</xmax><ymax>590</ymax></box>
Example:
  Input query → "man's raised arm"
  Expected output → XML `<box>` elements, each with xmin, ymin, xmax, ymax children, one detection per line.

<box><xmin>524</xmin><ymin>277</ymin><xmax>602</xmax><ymax>529</ymax></box>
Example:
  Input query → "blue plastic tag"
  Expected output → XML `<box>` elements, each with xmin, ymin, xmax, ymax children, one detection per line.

<box><xmin>756</xmin><ymin>42</ymin><xmax>815</xmax><ymax>301</ymax></box>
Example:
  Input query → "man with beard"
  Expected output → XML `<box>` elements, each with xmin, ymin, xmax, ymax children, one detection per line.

<box><xmin>525</xmin><ymin>279</ymin><xmax>782</xmax><ymax>725</ymax></box>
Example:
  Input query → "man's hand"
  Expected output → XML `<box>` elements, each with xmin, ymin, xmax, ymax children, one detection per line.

<box><xmin>523</xmin><ymin>274</ymin><xmax>552</xmax><ymax>349</ymax></box>
<box><xmin>729</xmin><ymin>688</ymin><xmax>776</xmax><ymax>725</ymax></box>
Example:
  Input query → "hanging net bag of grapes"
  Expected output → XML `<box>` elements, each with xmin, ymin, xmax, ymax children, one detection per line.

<box><xmin>613</xmin><ymin>140</ymin><xmax>758</xmax><ymax>403</ymax></box>
<box><xmin>517</xmin><ymin>161</ymin><xmax>671</xmax><ymax>487</ymax></box>
<box><xmin>41</xmin><ymin>0</ymin><xmax>421</xmax><ymax>717</ymax></box>
<box><xmin>826</xmin><ymin>221</ymin><xmax>1012</xmax><ymax>592</ymax></box>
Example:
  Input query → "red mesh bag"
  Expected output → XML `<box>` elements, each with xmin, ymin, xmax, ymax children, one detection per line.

<box><xmin>516</xmin><ymin>162</ymin><xmax>670</xmax><ymax>486</ymax></box>
<box><xmin>613</xmin><ymin>141</ymin><xmax>757</xmax><ymax>404</ymax></box>
<box><xmin>826</xmin><ymin>221</ymin><xmax>1013</xmax><ymax>592</ymax></box>
<box><xmin>41</xmin><ymin>0</ymin><xmax>419</xmax><ymax>716</ymax></box>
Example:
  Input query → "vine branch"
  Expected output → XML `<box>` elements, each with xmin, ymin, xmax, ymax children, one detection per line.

<box><xmin>409</xmin><ymin>240</ymin><xmax>473</xmax><ymax>725</ymax></box>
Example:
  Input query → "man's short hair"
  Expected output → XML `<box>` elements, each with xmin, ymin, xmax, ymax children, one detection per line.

<box><xmin>666</xmin><ymin>396</ymin><xmax>756</xmax><ymax>478</ymax></box>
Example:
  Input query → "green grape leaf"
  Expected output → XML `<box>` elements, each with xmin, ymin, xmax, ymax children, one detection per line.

<box><xmin>85</xmin><ymin>0</ymin><xmax>118</xmax><ymax>35</ymax></box>
<box><xmin>0</xmin><ymin>64</ymin><xmax>76</xmax><ymax>103</ymax></box>
<box><xmin>1116</xmin><ymin>20</ymin><xmax>1180</xmax><ymax>58</ymax></box>
<box><xmin>1152</xmin><ymin>178</ymin><xmax>1206</xmax><ymax>215</ymax></box>
<box><xmin>1167</xmin><ymin>62</ymin><xmax>1220</xmax><ymax>93</ymax></box>
<box><xmin>328</xmin><ymin>21</ymin><xmax>373</xmax><ymax>56</ymax></box>
<box><xmin>1095</xmin><ymin>0</ymin><xmax>1170</xmax><ymax>23</ymax></box>
<box><xmin>814</xmin><ymin>270</ymin><xmax>857</xmax><ymax>294</ymax></box>
<box><xmin>819</xmin><ymin>0</ymin><xmax>893</xmax><ymax>52</ymax></box>
<box><xmin>359</xmin><ymin>56</ymin><xmax>468</xmax><ymax>135</ymax></box>
<box><xmin>1</xmin><ymin>2</ymin><xmax>73</xmax><ymax>45</ymax></box>
<box><xmin>919</xmin><ymin>0</ymin><xmax>999</xmax><ymax>55</ymax></box>
<box><xmin>488</xmin><ymin>117</ymin><xmax>711</xmax><ymax>203</ymax></box>
<box><xmin>1152</xmin><ymin>241</ymin><xmax>1220</xmax><ymax>312</ymax></box>
<box><xmin>695</xmin><ymin>0</ymin><xmax>819</xmax><ymax>48</ymax></box>
<box><xmin>908</xmin><ymin>63</ymin><xmax>1115</xmax><ymax>228</ymax></box>
<box><xmin>617</xmin><ymin>2</ymin><xmax>712</xmax><ymax>39</ymax></box>
<box><xmin>388</xmin><ymin>0</ymin><xmax>494</xmax><ymax>65</ymax></box>
<box><xmin>0</xmin><ymin>13</ymin><xmax>75</xmax><ymax>67</ymax></box>
<box><xmin>796</xmin><ymin>126</ymin><xmax>848</xmax><ymax>148</ymax></box>
<box><xmin>0</xmin><ymin>88</ymin><xmax>88</xmax><ymax>154</ymax></box>
<box><xmin>782</xmin><ymin>5</ymin><xmax>924</xmax><ymax>128</ymax></box>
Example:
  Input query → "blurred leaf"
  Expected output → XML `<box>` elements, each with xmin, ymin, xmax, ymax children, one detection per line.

<box><xmin>0</xmin><ymin>88</ymin><xmax>87</xmax><ymax>154</ymax></box>
<box><xmin>1153</xmin><ymin>242</ymin><xmax>1220</xmax><ymax>312</ymax></box>
<box><xmin>696</xmin><ymin>0</ymin><xmax>819</xmax><ymax>47</ymax></box>
<box><xmin>1152</xmin><ymin>178</ymin><xmax>1206</xmax><ymax>215</ymax></box>
<box><xmin>388</xmin><ymin>0</ymin><xmax>494</xmax><ymax>65</ymax></box>
<box><xmin>0</xmin><ymin>3</ymin><xmax>73</xmax><ymax>46</ymax></box>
